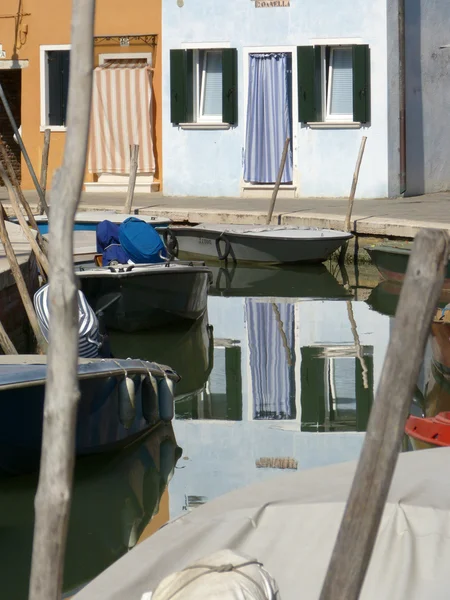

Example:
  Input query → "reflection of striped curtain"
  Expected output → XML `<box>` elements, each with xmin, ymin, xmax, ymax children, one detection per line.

<box><xmin>246</xmin><ymin>300</ymin><xmax>296</xmax><ymax>419</ymax></box>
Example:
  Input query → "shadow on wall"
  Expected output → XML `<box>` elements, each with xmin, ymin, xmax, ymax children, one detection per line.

<box><xmin>405</xmin><ymin>0</ymin><xmax>424</xmax><ymax>196</ymax></box>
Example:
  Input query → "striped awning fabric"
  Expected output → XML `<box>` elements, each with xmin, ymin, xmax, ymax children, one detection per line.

<box><xmin>88</xmin><ymin>60</ymin><xmax>155</xmax><ymax>175</ymax></box>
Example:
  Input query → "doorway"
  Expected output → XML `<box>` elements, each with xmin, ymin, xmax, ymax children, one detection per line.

<box><xmin>244</xmin><ymin>52</ymin><xmax>293</xmax><ymax>185</ymax></box>
<box><xmin>0</xmin><ymin>69</ymin><xmax>22</xmax><ymax>184</ymax></box>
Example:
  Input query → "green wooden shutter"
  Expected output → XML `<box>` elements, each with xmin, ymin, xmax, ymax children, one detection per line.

<box><xmin>222</xmin><ymin>48</ymin><xmax>238</xmax><ymax>125</ymax></box>
<box><xmin>170</xmin><ymin>49</ymin><xmax>188</xmax><ymax>124</ymax></box>
<box><xmin>48</xmin><ymin>50</ymin><xmax>70</xmax><ymax>126</ymax></box>
<box><xmin>297</xmin><ymin>46</ymin><xmax>317</xmax><ymax>123</ymax></box>
<box><xmin>352</xmin><ymin>45</ymin><xmax>371</xmax><ymax>123</ymax></box>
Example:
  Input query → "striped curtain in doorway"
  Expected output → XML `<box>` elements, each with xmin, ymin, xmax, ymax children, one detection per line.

<box><xmin>88</xmin><ymin>61</ymin><xmax>155</xmax><ymax>175</ymax></box>
<box><xmin>244</xmin><ymin>53</ymin><xmax>293</xmax><ymax>184</ymax></box>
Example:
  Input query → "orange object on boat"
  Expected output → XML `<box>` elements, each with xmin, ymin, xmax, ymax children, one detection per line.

<box><xmin>406</xmin><ymin>412</ymin><xmax>450</xmax><ymax>447</ymax></box>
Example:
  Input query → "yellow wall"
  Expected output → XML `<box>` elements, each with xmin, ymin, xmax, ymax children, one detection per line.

<box><xmin>0</xmin><ymin>0</ymin><xmax>162</xmax><ymax>190</ymax></box>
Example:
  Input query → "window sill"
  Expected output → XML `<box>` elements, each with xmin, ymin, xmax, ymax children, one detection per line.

<box><xmin>40</xmin><ymin>125</ymin><xmax>67</xmax><ymax>132</ymax></box>
<box><xmin>306</xmin><ymin>122</ymin><xmax>362</xmax><ymax>129</ymax></box>
<box><xmin>179</xmin><ymin>123</ymin><xmax>231</xmax><ymax>130</ymax></box>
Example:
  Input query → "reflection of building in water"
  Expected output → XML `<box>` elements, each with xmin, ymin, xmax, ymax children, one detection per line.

<box><xmin>300</xmin><ymin>345</ymin><xmax>374</xmax><ymax>432</ymax></box>
<box><xmin>169</xmin><ymin>296</ymin><xmax>391</xmax><ymax>518</ymax></box>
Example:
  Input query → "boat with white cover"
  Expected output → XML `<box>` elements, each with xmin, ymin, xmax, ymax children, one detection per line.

<box><xmin>161</xmin><ymin>223</ymin><xmax>352</xmax><ymax>265</ymax></box>
<box><xmin>73</xmin><ymin>446</ymin><xmax>450</xmax><ymax>600</ymax></box>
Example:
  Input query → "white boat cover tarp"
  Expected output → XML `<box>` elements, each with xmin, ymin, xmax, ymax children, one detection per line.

<box><xmin>74</xmin><ymin>446</ymin><xmax>450</xmax><ymax>600</ymax></box>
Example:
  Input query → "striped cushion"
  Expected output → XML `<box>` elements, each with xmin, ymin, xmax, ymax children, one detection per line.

<box><xmin>34</xmin><ymin>284</ymin><xmax>101</xmax><ymax>358</ymax></box>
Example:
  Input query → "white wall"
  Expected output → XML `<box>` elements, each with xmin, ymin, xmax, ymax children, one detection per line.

<box><xmin>162</xmin><ymin>0</ymin><xmax>389</xmax><ymax>199</ymax></box>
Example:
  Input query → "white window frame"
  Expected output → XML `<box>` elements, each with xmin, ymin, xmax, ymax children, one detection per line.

<box><xmin>40</xmin><ymin>44</ymin><xmax>71</xmax><ymax>132</ymax></box>
<box><xmin>195</xmin><ymin>49</ymin><xmax>223</xmax><ymax>123</ymax></box>
<box><xmin>325</xmin><ymin>46</ymin><xmax>353</xmax><ymax>123</ymax></box>
<box><xmin>98</xmin><ymin>52</ymin><xmax>152</xmax><ymax>66</ymax></box>
<box><xmin>242</xmin><ymin>45</ymin><xmax>299</xmax><ymax>193</ymax></box>
<box><xmin>179</xmin><ymin>41</ymin><xmax>230</xmax><ymax>129</ymax></box>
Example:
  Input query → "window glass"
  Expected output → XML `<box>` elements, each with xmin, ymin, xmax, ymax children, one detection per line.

<box><xmin>328</xmin><ymin>48</ymin><xmax>353</xmax><ymax>117</ymax></box>
<box><xmin>200</xmin><ymin>51</ymin><xmax>222</xmax><ymax>118</ymax></box>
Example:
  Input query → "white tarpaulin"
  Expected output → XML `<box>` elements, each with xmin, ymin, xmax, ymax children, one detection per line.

<box><xmin>74</xmin><ymin>446</ymin><xmax>450</xmax><ymax>600</ymax></box>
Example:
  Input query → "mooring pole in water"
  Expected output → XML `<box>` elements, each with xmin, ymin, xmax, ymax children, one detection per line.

<box><xmin>0</xmin><ymin>82</ymin><xmax>49</xmax><ymax>216</ymax></box>
<box><xmin>320</xmin><ymin>228</ymin><xmax>449</xmax><ymax>600</ymax></box>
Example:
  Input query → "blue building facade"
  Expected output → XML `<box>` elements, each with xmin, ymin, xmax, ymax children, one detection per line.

<box><xmin>162</xmin><ymin>0</ymin><xmax>450</xmax><ymax>199</ymax></box>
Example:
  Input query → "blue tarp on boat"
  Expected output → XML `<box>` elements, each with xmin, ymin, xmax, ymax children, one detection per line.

<box><xmin>119</xmin><ymin>217</ymin><xmax>166</xmax><ymax>264</ymax></box>
<box><xmin>96</xmin><ymin>220</ymin><xmax>131</xmax><ymax>266</ymax></box>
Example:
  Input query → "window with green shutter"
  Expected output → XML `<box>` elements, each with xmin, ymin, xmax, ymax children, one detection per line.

<box><xmin>170</xmin><ymin>48</ymin><xmax>238</xmax><ymax>126</ymax></box>
<box><xmin>297</xmin><ymin>44</ymin><xmax>371</xmax><ymax>125</ymax></box>
<box><xmin>47</xmin><ymin>50</ymin><xmax>70</xmax><ymax>127</ymax></box>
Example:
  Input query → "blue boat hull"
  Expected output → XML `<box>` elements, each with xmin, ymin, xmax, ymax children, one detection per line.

<box><xmin>0</xmin><ymin>374</ymin><xmax>158</xmax><ymax>475</ymax></box>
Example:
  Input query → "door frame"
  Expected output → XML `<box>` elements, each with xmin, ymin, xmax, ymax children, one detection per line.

<box><xmin>241</xmin><ymin>45</ymin><xmax>299</xmax><ymax>196</ymax></box>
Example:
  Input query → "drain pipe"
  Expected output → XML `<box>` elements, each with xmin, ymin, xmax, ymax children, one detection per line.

<box><xmin>398</xmin><ymin>0</ymin><xmax>407</xmax><ymax>195</ymax></box>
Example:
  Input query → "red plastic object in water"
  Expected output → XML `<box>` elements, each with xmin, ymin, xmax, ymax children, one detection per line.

<box><xmin>406</xmin><ymin>412</ymin><xmax>450</xmax><ymax>447</ymax></box>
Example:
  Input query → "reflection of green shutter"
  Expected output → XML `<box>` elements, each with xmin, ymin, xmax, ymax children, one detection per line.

<box><xmin>297</xmin><ymin>46</ymin><xmax>318</xmax><ymax>123</ymax></box>
<box><xmin>170</xmin><ymin>49</ymin><xmax>188</xmax><ymax>124</ymax></box>
<box><xmin>225</xmin><ymin>346</ymin><xmax>242</xmax><ymax>420</ymax></box>
<box><xmin>352</xmin><ymin>45</ymin><xmax>371</xmax><ymax>123</ymax></box>
<box><xmin>355</xmin><ymin>354</ymin><xmax>373</xmax><ymax>431</ymax></box>
<box><xmin>301</xmin><ymin>347</ymin><xmax>326</xmax><ymax>431</ymax></box>
<box><xmin>222</xmin><ymin>48</ymin><xmax>238</xmax><ymax>125</ymax></box>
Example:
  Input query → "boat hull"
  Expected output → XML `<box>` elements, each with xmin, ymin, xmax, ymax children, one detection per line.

<box><xmin>33</xmin><ymin>211</ymin><xmax>171</xmax><ymax>234</ymax></box>
<box><xmin>78</xmin><ymin>265</ymin><xmax>212</xmax><ymax>332</ymax></box>
<box><xmin>0</xmin><ymin>357</ymin><xmax>178</xmax><ymax>474</ymax></box>
<box><xmin>166</xmin><ymin>225</ymin><xmax>352</xmax><ymax>265</ymax></box>
<box><xmin>367</xmin><ymin>244</ymin><xmax>450</xmax><ymax>292</ymax></box>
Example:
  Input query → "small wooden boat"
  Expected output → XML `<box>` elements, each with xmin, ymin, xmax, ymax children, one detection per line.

<box><xmin>32</xmin><ymin>210</ymin><xmax>171</xmax><ymax>234</ymax></box>
<box><xmin>76</xmin><ymin>261</ymin><xmax>212</xmax><ymax>333</ymax></box>
<box><xmin>0</xmin><ymin>355</ymin><xmax>179</xmax><ymax>474</ymax></box>
<box><xmin>161</xmin><ymin>224</ymin><xmax>352</xmax><ymax>265</ymax></box>
<box><xmin>0</xmin><ymin>425</ymin><xmax>181</xmax><ymax>598</ymax></box>
<box><xmin>367</xmin><ymin>242</ymin><xmax>450</xmax><ymax>293</ymax></box>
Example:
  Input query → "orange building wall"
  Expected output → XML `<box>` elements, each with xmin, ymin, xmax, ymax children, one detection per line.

<box><xmin>0</xmin><ymin>0</ymin><xmax>162</xmax><ymax>190</ymax></box>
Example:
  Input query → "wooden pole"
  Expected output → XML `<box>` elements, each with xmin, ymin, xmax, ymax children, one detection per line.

<box><xmin>344</xmin><ymin>136</ymin><xmax>367</xmax><ymax>232</ymax></box>
<box><xmin>38</xmin><ymin>129</ymin><xmax>51</xmax><ymax>216</ymax></box>
<box><xmin>346</xmin><ymin>300</ymin><xmax>368</xmax><ymax>389</ymax></box>
<box><xmin>123</xmin><ymin>144</ymin><xmax>139</xmax><ymax>214</ymax></box>
<box><xmin>320</xmin><ymin>228</ymin><xmax>449</xmax><ymax>600</ymax></box>
<box><xmin>0</xmin><ymin>82</ymin><xmax>49</xmax><ymax>217</ymax></box>
<box><xmin>266</xmin><ymin>137</ymin><xmax>290</xmax><ymax>225</ymax></box>
<box><xmin>0</xmin><ymin>201</ymin><xmax>47</xmax><ymax>353</ymax></box>
<box><xmin>0</xmin><ymin>162</ymin><xmax>50</xmax><ymax>279</ymax></box>
<box><xmin>0</xmin><ymin>319</ymin><xmax>18</xmax><ymax>355</ymax></box>
<box><xmin>0</xmin><ymin>136</ymin><xmax>48</xmax><ymax>249</ymax></box>
<box><xmin>28</xmin><ymin>0</ymin><xmax>96</xmax><ymax>599</ymax></box>
<box><xmin>339</xmin><ymin>136</ymin><xmax>367</xmax><ymax>265</ymax></box>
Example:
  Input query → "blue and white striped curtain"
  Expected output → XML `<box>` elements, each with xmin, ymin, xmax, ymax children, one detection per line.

<box><xmin>244</xmin><ymin>53</ymin><xmax>293</xmax><ymax>184</ymax></box>
<box><xmin>246</xmin><ymin>299</ymin><xmax>296</xmax><ymax>420</ymax></box>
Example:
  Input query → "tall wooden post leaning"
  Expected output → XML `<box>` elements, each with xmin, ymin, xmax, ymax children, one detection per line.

<box><xmin>0</xmin><ymin>162</ymin><xmax>50</xmax><ymax>280</ymax></box>
<box><xmin>123</xmin><ymin>144</ymin><xmax>140</xmax><ymax>214</ymax></box>
<box><xmin>0</xmin><ymin>136</ymin><xmax>49</xmax><ymax>253</ymax></box>
<box><xmin>28</xmin><ymin>1</ymin><xmax>96</xmax><ymax>600</ymax></box>
<box><xmin>320</xmin><ymin>228</ymin><xmax>449</xmax><ymax>600</ymax></box>
<box><xmin>0</xmin><ymin>200</ymin><xmax>47</xmax><ymax>353</ymax></box>
<box><xmin>266</xmin><ymin>137</ymin><xmax>290</xmax><ymax>225</ymax></box>
<box><xmin>338</xmin><ymin>136</ymin><xmax>367</xmax><ymax>265</ymax></box>
<box><xmin>38</xmin><ymin>129</ymin><xmax>51</xmax><ymax>215</ymax></box>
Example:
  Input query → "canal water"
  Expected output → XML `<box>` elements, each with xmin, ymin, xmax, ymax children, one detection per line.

<box><xmin>0</xmin><ymin>260</ymin><xmax>437</xmax><ymax>598</ymax></box>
